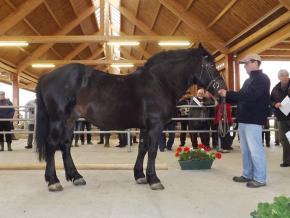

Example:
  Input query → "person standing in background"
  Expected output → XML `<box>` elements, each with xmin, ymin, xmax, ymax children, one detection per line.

<box><xmin>270</xmin><ymin>69</ymin><xmax>290</xmax><ymax>167</ymax></box>
<box><xmin>24</xmin><ymin>99</ymin><xmax>36</xmax><ymax>149</ymax></box>
<box><xmin>0</xmin><ymin>91</ymin><xmax>15</xmax><ymax>151</ymax></box>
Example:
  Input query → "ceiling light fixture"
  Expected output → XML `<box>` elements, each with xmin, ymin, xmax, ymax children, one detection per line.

<box><xmin>111</xmin><ymin>63</ymin><xmax>134</xmax><ymax>68</ymax></box>
<box><xmin>158</xmin><ymin>41</ymin><xmax>191</xmax><ymax>46</ymax></box>
<box><xmin>107</xmin><ymin>41</ymin><xmax>140</xmax><ymax>46</ymax></box>
<box><xmin>0</xmin><ymin>41</ymin><xmax>29</xmax><ymax>47</ymax></box>
<box><xmin>31</xmin><ymin>63</ymin><xmax>55</xmax><ymax>68</ymax></box>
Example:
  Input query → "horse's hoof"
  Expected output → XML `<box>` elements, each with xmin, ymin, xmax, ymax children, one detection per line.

<box><xmin>48</xmin><ymin>183</ymin><xmax>63</xmax><ymax>192</ymax></box>
<box><xmin>73</xmin><ymin>178</ymin><xmax>86</xmax><ymax>186</ymax></box>
<box><xmin>136</xmin><ymin>177</ymin><xmax>148</xmax><ymax>184</ymax></box>
<box><xmin>150</xmin><ymin>182</ymin><xmax>165</xmax><ymax>190</ymax></box>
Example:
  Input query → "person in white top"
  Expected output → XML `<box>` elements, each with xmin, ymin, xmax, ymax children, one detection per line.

<box><xmin>25</xmin><ymin>99</ymin><xmax>36</xmax><ymax>149</ymax></box>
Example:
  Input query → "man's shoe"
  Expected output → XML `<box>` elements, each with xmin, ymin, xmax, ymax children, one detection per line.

<box><xmin>280</xmin><ymin>163</ymin><xmax>290</xmax><ymax>167</ymax></box>
<box><xmin>97</xmin><ymin>141</ymin><xmax>104</xmax><ymax>144</ymax></box>
<box><xmin>246</xmin><ymin>180</ymin><xmax>266</xmax><ymax>188</ymax></box>
<box><xmin>25</xmin><ymin>145</ymin><xmax>32</xmax><ymax>149</ymax></box>
<box><xmin>87</xmin><ymin>141</ymin><xmax>93</xmax><ymax>145</ymax></box>
<box><xmin>233</xmin><ymin>176</ymin><xmax>252</xmax><ymax>183</ymax></box>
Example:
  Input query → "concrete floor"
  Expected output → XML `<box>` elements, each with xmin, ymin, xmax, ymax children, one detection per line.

<box><xmin>0</xmin><ymin>138</ymin><xmax>289</xmax><ymax>218</ymax></box>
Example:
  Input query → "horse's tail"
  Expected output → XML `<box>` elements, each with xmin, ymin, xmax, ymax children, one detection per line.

<box><xmin>35</xmin><ymin>81</ymin><xmax>49</xmax><ymax>161</ymax></box>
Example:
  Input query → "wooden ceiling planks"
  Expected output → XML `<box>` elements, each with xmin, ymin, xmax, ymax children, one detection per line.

<box><xmin>0</xmin><ymin>0</ymin><xmax>289</xmax><ymax>88</ymax></box>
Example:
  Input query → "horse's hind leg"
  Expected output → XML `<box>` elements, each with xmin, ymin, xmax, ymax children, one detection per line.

<box><xmin>61</xmin><ymin>125</ymin><xmax>86</xmax><ymax>186</ymax></box>
<box><xmin>146</xmin><ymin>124</ymin><xmax>164</xmax><ymax>190</ymax></box>
<box><xmin>45</xmin><ymin>121</ymin><xmax>63</xmax><ymax>192</ymax></box>
<box><xmin>134</xmin><ymin>129</ymin><xmax>148</xmax><ymax>184</ymax></box>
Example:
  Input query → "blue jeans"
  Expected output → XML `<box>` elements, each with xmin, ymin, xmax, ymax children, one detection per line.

<box><xmin>159</xmin><ymin>121</ymin><xmax>176</xmax><ymax>150</ymax></box>
<box><xmin>238</xmin><ymin>123</ymin><xmax>267</xmax><ymax>183</ymax></box>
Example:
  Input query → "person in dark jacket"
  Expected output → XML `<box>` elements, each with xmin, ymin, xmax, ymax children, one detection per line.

<box><xmin>218</xmin><ymin>54</ymin><xmax>270</xmax><ymax>188</ymax></box>
<box><xmin>188</xmin><ymin>88</ymin><xmax>214</xmax><ymax>148</ymax></box>
<box><xmin>270</xmin><ymin>69</ymin><xmax>290</xmax><ymax>167</ymax></box>
<box><xmin>177</xmin><ymin>92</ymin><xmax>192</xmax><ymax>146</ymax></box>
<box><xmin>0</xmin><ymin>91</ymin><xmax>15</xmax><ymax>151</ymax></box>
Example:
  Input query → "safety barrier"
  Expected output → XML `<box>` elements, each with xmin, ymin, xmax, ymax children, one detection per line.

<box><xmin>0</xmin><ymin>104</ymin><xmax>279</xmax><ymax>153</ymax></box>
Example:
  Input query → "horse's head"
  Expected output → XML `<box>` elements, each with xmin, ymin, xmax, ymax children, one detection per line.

<box><xmin>192</xmin><ymin>44</ymin><xmax>227</xmax><ymax>97</ymax></box>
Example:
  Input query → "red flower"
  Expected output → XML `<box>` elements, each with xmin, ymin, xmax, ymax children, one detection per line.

<box><xmin>176</xmin><ymin>147</ymin><xmax>183</xmax><ymax>152</ymax></box>
<box><xmin>215</xmin><ymin>152</ymin><xmax>222</xmax><ymax>159</ymax></box>
<box><xmin>184</xmin><ymin>146</ymin><xmax>190</xmax><ymax>152</ymax></box>
<box><xmin>204</xmin><ymin>146</ymin><xmax>211</xmax><ymax>152</ymax></box>
<box><xmin>197</xmin><ymin>144</ymin><xmax>204</xmax><ymax>149</ymax></box>
<box><xmin>175</xmin><ymin>152</ymin><xmax>180</xmax><ymax>157</ymax></box>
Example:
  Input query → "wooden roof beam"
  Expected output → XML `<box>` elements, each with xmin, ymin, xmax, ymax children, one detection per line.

<box><xmin>229</xmin><ymin>11</ymin><xmax>290</xmax><ymax>53</ymax></box>
<box><xmin>87</xmin><ymin>47</ymin><xmax>104</xmax><ymax>60</ymax></box>
<box><xmin>17</xmin><ymin>5</ymin><xmax>97</xmax><ymax>72</ymax></box>
<box><xmin>30</xmin><ymin>59</ymin><xmax>146</xmax><ymax>66</ymax></box>
<box><xmin>279</xmin><ymin>0</ymin><xmax>290</xmax><ymax>10</ymax></box>
<box><xmin>237</xmin><ymin>24</ymin><xmax>290</xmax><ymax>60</ymax></box>
<box><xmin>158</xmin><ymin>0</ymin><xmax>226</xmax><ymax>53</ymax></box>
<box><xmin>207</xmin><ymin>0</ymin><xmax>238</xmax><ymax>28</ymax></box>
<box><xmin>170</xmin><ymin>0</ymin><xmax>194</xmax><ymax>35</ymax></box>
<box><xmin>118</xmin><ymin>6</ymin><xmax>157</xmax><ymax>35</ymax></box>
<box><xmin>0</xmin><ymin>0</ymin><xmax>45</xmax><ymax>35</ymax></box>
<box><xmin>0</xmin><ymin>35</ymin><xmax>192</xmax><ymax>43</ymax></box>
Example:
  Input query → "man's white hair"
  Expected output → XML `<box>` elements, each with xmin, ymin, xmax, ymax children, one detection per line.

<box><xmin>278</xmin><ymin>69</ymin><xmax>289</xmax><ymax>77</ymax></box>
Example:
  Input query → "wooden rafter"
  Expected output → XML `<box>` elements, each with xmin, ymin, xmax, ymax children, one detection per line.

<box><xmin>87</xmin><ymin>47</ymin><xmax>104</xmax><ymax>60</ymax></box>
<box><xmin>227</xmin><ymin>5</ymin><xmax>285</xmax><ymax>46</ymax></box>
<box><xmin>30</xmin><ymin>59</ymin><xmax>146</xmax><ymax>65</ymax></box>
<box><xmin>237</xmin><ymin>24</ymin><xmax>290</xmax><ymax>60</ymax></box>
<box><xmin>17</xmin><ymin>6</ymin><xmax>97</xmax><ymax>72</ymax></box>
<box><xmin>278</xmin><ymin>0</ymin><xmax>290</xmax><ymax>10</ymax></box>
<box><xmin>118</xmin><ymin>6</ymin><xmax>157</xmax><ymax>35</ymax></box>
<box><xmin>158</xmin><ymin>0</ymin><xmax>226</xmax><ymax>52</ymax></box>
<box><xmin>170</xmin><ymin>0</ymin><xmax>194</xmax><ymax>35</ymax></box>
<box><xmin>229</xmin><ymin>11</ymin><xmax>290</xmax><ymax>53</ymax></box>
<box><xmin>0</xmin><ymin>0</ymin><xmax>45</xmax><ymax>35</ymax></box>
<box><xmin>0</xmin><ymin>35</ymin><xmax>193</xmax><ymax>43</ymax></box>
<box><xmin>129</xmin><ymin>0</ymin><xmax>141</xmax><ymax>57</ymax></box>
<box><xmin>4</xmin><ymin>0</ymin><xmax>62</xmax><ymax>59</ymax></box>
<box><xmin>207</xmin><ymin>0</ymin><xmax>238</xmax><ymax>28</ymax></box>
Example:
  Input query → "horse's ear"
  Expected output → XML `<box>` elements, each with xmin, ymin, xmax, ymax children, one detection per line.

<box><xmin>198</xmin><ymin>43</ymin><xmax>203</xmax><ymax>49</ymax></box>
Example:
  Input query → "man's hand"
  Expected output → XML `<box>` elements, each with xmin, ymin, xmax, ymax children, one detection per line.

<box><xmin>275</xmin><ymin>102</ymin><xmax>282</xmax><ymax>108</ymax></box>
<box><xmin>218</xmin><ymin>89</ymin><xmax>227</xmax><ymax>97</ymax></box>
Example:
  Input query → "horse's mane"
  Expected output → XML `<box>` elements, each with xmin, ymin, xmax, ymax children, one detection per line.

<box><xmin>143</xmin><ymin>47</ymin><xmax>198</xmax><ymax>70</ymax></box>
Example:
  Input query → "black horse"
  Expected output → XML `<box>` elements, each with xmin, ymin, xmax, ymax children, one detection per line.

<box><xmin>35</xmin><ymin>44</ymin><xmax>226</xmax><ymax>191</ymax></box>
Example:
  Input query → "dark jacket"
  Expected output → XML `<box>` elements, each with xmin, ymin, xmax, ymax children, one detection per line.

<box><xmin>189</xmin><ymin>97</ymin><xmax>214</xmax><ymax>127</ymax></box>
<box><xmin>270</xmin><ymin>80</ymin><xmax>290</xmax><ymax>121</ymax></box>
<box><xmin>0</xmin><ymin>99</ymin><xmax>15</xmax><ymax>118</ymax></box>
<box><xmin>226</xmin><ymin>70</ymin><xmax>270</xmax><ymax>125</ymax></box>
<box><xmin>177</xmin><ymin>98</ymin><xmax>191</xmax><ymax>118</ymax></box>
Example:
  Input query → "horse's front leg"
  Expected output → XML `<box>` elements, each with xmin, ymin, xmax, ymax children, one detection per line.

<box><xmin>146</xmin><ymin>125</ymin><xmax>164</xmax><ymax>190</ymax></box>
<box><xmin>134</xmin><ymin>129</ymin><xmax>148</xmax><ymax>184</ymax></box>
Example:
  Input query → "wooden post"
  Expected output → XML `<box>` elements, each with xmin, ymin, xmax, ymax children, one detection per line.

<box><xmin>225</xmin><ymin>54</ymin><xmax>234</xmax><ymax>90</ymax></box>
<box><xmin>234</xmin><ymin>59</ymin><xmax>240</xmax><ymax>91</ymax></box>
<box><xmin>11</xmin><ymin>73</ymin><xmax>19</xmax><ymax>107</ymax></box>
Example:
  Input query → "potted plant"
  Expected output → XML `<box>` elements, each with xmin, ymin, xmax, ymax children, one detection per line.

<box><xmin>175</xmin><ymin>144</ymin><xmax>222</xmax><ymax>170</ymax></box>
<box><xmin>250</xmin><ymin>195</ymin><xmax>290</xmax><ymax>218</ymax></box>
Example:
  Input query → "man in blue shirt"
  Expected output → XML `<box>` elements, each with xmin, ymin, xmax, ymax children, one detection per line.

<box><xmin>218</xmin><ymin>54</ymin><xmax>270</xmax><ymax>188</ymax></box>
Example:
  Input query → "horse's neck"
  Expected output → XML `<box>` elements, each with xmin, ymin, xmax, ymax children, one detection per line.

<box><xmin>159</xmin><ymin>68</ymin><xmax>193</xmax><ymax>100</ymax></box>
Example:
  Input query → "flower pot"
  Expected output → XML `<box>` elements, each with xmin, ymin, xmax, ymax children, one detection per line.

<box><xmin>178</xmin><ymin>159</ymin><xmax>213</xmax><ymax>170</ymax></box>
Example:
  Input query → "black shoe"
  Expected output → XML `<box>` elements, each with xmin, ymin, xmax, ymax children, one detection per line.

<box><xmin>246</xmin><ymin>180</ymin><xmax>266</xmax><ymax>188</ymax></box>
<box><xmin>97</xmin><ymin>141</ymin><xmax>104</xmax><ymax>144</ymax></box>
<box><xmin>266</xmin><ymin>144</ymin><xmax>270</xmax><ymax>147</ymax></box>
<box><xmin>87</xmin><ymin>141</ymin><xmax>93</xmax><ymax>145</ymax></box>
<box><xmin>233</xmin><ymin>176</ymin><xmax>252</xmax><ymax>183</ymax></box>
<box><xmin>25</xmin><ymin>145</ymin><xmax>32</xmax><ymax>149</ymax></box>
<box><xmin>160</xmin><ymin>149</ymin><xmax>165</xmax><ymax>152</ymax></box>
<box><xmin>115</xmin><ymin>144</ymin><xmax>126</xmax><ymax>148</ymax></box>
<box><xmin>280</xmin><ymin>163</ymin><xmax>290</xmax><ymax>167</ymax></box>
<box><xmin>166</xmin><ymin>147</ymin><xmax>172</xmax><ymax>151</ymax></box>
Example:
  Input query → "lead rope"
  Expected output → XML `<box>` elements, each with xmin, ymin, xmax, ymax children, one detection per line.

<box><xmin>218</xmin><ymin>97</ymin><xmax>230</xmax><ymax>138</ymax></box>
